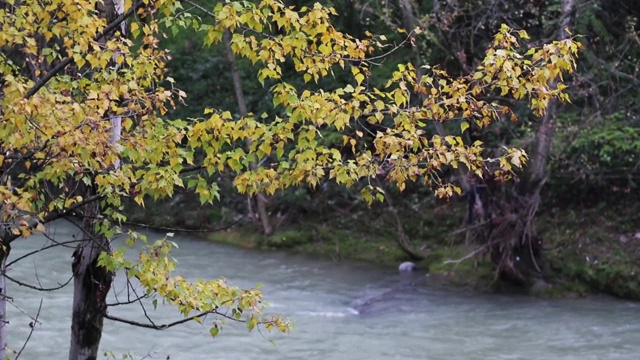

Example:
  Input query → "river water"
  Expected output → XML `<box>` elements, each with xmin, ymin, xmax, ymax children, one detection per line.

<box><xmin>5</xmin><ymin>221</ymin><xmax>640</xmax><ymax>359</ymax></box>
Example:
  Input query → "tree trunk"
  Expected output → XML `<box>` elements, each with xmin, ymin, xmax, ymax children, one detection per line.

<box><xmin>69</xmin><ymin>199</ymin><xmax>113</xmax><ymax>360</ymax></box>
<box><xmin>223</xmin><ymin>29</ymin><xmax>273</xmax><ymax>235</ymax></box>
<box><xmin>0</xmin><ymin>245</ymin><xmax>9</xmax><ymax>360</ymax></box>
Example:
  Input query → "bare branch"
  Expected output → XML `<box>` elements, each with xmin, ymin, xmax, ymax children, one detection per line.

<box><xmin>443</xmin><ymin>245</ymin><xmax>486</xmax><ymax>265</ymax></box>
<box><xmin>104</xmin><ymin>310</ymin><xmax>215</xmax><ymax>330</ymax></box>
<box><xmin>14</xmin><ymin>298</ymin><xmax>43</xmax><ymax>360</ymax></box>
<box><xmin>122</xmin><ymin>214</ymin><xmax>244</xmax><ymax>233</ymax></box>
<box><xmin>4</xmin><ymin>273</ymin><xmax>73</xmax><ymax>292</ymax></box>
<box><xmin>106</xmin><ymin>294</ymin><xmax>148</xmax><ymax>307</ymax></box>
<box><xmin>6</xmin><ymin>239</ymin><xmax>84</xmax><ymax>267</ymax></box>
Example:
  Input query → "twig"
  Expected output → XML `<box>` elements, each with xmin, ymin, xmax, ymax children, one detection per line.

<box><xmin>6</xmin><ymin>239</ymin><xmax>84</xmax><ymax>267</ymax></box>
<box><xmin>442</xmin><ymin>245</ymin><xmax>486</xmax><ymax>265</ymax></box>
<box><xmin>130</xmin><ymin>283</ymin><xmax>158</xmax><ymax>328</ymax></box>
<box><xmin>4</xmin><ymin>273</ymin><xmax>73</xmax><ymax>292</ymax></box>
<box><xmin>15</xmin><ymin>299</ymin><xmax>43</xmax><ymax>360</ymax></box>
<box><xmin>104</xmin><ymin>310</ymin><xmax>216</xmax><ymax>330</ymax></box>
<box><xmin>107</xmin><ymin>277</ymin><xmax>148</xmax><ymax>306</ymax></box>
<box><xmin>122</xmin><ymin>215</ymin><xmax>244</xmax><ymax>233</ymax></box>
<box><xmin>182</xmin><ymin>0</ymin><xmax>414</xmax><ymax>67</ymax></box>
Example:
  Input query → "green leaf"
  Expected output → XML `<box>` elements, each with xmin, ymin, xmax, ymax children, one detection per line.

<box><xmin>210</xmin><ymin>326</ymin><xmax>219</xmax><ymax>337</ymax></box>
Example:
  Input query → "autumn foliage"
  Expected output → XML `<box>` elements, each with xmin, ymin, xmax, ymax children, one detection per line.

<box><xmin>0</xmin><ymin>0</ymin><xmax>579</xmax><ymax>353</ymax></box>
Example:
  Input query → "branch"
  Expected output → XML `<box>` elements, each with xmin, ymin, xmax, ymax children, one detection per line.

<box><xmin>14</xmin><ymin>299</ymin><xmax>42</xmax><ymax>360</ymax></box>
<box><xmin>25</xmin><ymin>0</ymin><xmax>146</xmax><ymax>98</ymax></box>
<box><xmin>4</xmin><ymin>273</ymin><xmax>73</xmax><ymax>292</ymax></box>
<box><xmin>122</xmin><ymin>215</ymin><xmax>244</xmax><ymax>233</ymax></box>
<box><xmin>1</xmin><ymin>193</ymin><xmax>104</xmax><ymax>245</ymax></box>
<box><xmin>130</xmin><ymin>281</ymin><xmax>159</xmax><ymax>327</ymax></box>
<box><xmin>6</xmin><ymin>239</ymin><xmax>84</xmax><ymax>267</ymax></box>
<box><xmin>106</xmin><ymin>294</ymin><xmax>148</xmax><ymax>307</ymax></box>
<box><xmin>182</xmin><ymin>0</ymin><xmax>413</xmax><ymax>66</ymax></box>
<box><xmin>443</xmin><ymin>245</ymin><xmax>486</xmax><ymax>265</ymax></box>
<box><xmin>104</xmin><ymin>310</ymin><xmax>216</xmax><ymax>330</ymax></box>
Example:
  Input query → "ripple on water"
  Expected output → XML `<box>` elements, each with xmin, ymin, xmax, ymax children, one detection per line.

<box><xmin>5</xmin><ymin>222</ymin><xmax>640</xmax><ymax>359</ymax></box>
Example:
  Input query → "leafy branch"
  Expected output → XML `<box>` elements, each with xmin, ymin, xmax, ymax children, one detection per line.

<box><xmin>25</xmin><ymin>0</ymin><xmax>146</xmax><ymax>98</ymax></box>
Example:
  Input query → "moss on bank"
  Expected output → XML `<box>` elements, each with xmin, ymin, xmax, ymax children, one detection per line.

<box><xmin>541</xmin><ymin>205</ymin><xmax>640</xmax><ymax>299</ymax></box>
<box><xmin>209</xmin><ymin>223</ymin><xmax>409</xmax><ymax>266</ymax></box>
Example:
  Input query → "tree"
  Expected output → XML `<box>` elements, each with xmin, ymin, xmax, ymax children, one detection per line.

<box><xmin>506</xmin><ymin>0</ymin><xmax>577</xmax><ymax>281</ymax></box>
<box><xmin>369</xmin><ymin>0</ymin><xmax>584</xmax><ymax>283</ymax></box>
<box><xmin>0</xmin><ymin>0</ymin><xmax>579</xmax><ymax>358</ymax></box>
<box><xmin>0</xmin><ymin>0</ymin><xmax>290</xmax><ymax>358</ymax></box>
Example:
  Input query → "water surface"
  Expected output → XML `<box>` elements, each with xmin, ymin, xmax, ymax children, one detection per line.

<box><xmin>6</xmin><ymin>222</ymin><xmax>639</xmax><ymax>359</ymax></box>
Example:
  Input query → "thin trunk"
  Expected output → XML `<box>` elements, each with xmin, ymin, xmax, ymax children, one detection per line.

<box><xmin>377</xmin><ymin>0</ymin><xmax>451</xmax><ymax>257</ymax></box>
<box><xmin>110</xmin><ymin>116</ymin><xmax>122</xmax><ymax>169</ymax></box>
<box><xmin>0</xmin><ymin>245</ymin><xmax>9</xmax><ymax>359</ymax></box>
<box><xmin>108</xmin><ymin>0</ymin><xmax>124</xmax><ymax>170</ymax></box>
<box><xmin>223</xmin><ymin>29</ymin><xmax>273</xmax><ymax>235</ymax></box>
<box><xmin>526</xmin><ymin>0</ymin><xmax>575</xmax><ymax>194</ymax></box>
<box><xmin>69</xmin><ymin>199</ymin><xmax>113</xmax><ymax>360</ymax></box>
<box><xmin>69</xmin><ymin>1</ymin><xmax>123</xmax><ymax>358</ymax></box>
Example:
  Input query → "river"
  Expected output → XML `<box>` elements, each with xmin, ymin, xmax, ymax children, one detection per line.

<box><xmin>5</xmin><ymin>221</ymin><xmax>640</xmax><ymax>359</ymax></box>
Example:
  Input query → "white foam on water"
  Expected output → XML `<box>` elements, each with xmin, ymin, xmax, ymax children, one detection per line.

<box><xmin>296</xmin><ymin>309</ymin><xmax>358</xmax><ymax>318</ymax></box>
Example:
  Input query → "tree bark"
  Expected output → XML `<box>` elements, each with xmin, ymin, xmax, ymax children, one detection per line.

<box><xmin>69</xmin><ymin>199</ymin><xmax>113</xmax><ymax>360</ymax></box>
<box><xmin>223</xmin><ymin>29</ymin><xmax>273</xmax><ymax>235</ymax></box>
<box><xmin>0</xmin><ymin>245</ymin><xmax>9</xmax><ymax>360</ymax></box>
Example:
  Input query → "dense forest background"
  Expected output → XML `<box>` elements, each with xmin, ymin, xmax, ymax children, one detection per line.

<box><xmin>128</xmin><ymin>0</ymin><xmax>640</xmax><ymax>298</ymax></box>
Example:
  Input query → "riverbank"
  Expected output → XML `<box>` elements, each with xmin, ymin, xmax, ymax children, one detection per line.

<box><xmin>125</xmin><ymin>193</ymin><xmax>640</xmax><ymax>300</ymax></box>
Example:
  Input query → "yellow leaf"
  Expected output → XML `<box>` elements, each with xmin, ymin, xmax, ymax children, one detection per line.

<box><xmin>131</xmin><ymin>22</ymin><xmax>139</xmax><ymax>37</ymax></box>
<box><xmin>460</xmin><ymin>121</ymin><xmax>469</xmax><ymax>133</ymax></box>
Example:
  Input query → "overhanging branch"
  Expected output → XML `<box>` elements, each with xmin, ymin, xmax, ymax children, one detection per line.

<box><xmin>0</xmin><ymin>193</ymin><xmax>104</xmax><ymax>245</ymax></box>
<box><xmin>104</xmin><ymin>310</ymin><xmax>216</xmax><ymax>330</ymax></box>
